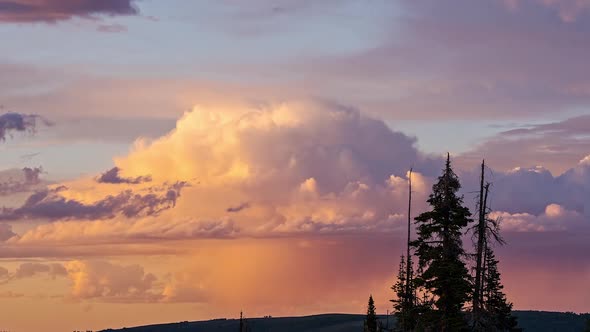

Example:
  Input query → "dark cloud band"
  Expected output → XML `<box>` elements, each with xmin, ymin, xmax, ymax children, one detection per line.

<box><xmin>0</xmin><ymin>0</ymin><xmax>138</xmax><ymax>23</ymax></box>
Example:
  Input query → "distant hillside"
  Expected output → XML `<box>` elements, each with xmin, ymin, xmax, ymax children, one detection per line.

<box><xmin>101</xmin><ymin>311</ymin><xmax>589</xmax><ymax>332</ymax></box>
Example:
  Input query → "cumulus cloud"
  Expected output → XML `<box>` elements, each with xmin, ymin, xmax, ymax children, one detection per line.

<box><xmin>0</xmin><ymin>167</ymin><xmax>44</xmax><ymax>196</ymax></box>
<box><xmin>0</xmin><ymin>182</ymin><xmax>187</xmax><ymax>221</ymax></box>
<box><xmin>97</xmin><ymin>167</ymin><xmax>152</xmax><ymax>184</ymax></box>
<box><xmin>0</xmin><ymin>101</ymin><xmax>438</xmax><ymax>245</ymax></box>
<box><xmin>161</xmin><ymin>270</ymin><xmax>209</xmax><ymax>303</ymax></box>
<box><xmin>0</xmin><ymin>0</ymin><xmax>138</xmax><ymax>23</ymax></box>
<box><xmin>65</xmin><ymin>260</ymin><xmax>160</xmax><ymax>302</ymax></box>
<box><xmin>110</xmin><ymin>101</ymin><xmax>437</xmax><ymax>235</ymax></box>
<box><xmin>458</xmin><ymin>157</ymin><xmax>590</xmax><ymax>219</ymax></box>
<box><xmin>3</xmin><ymin>101</ymin><xmax>588</xmax><ymax>250</ymax></box>
<box><xmin>14</xmin><ymin>262</ymin><xmax>67</xmax><ymax>279</ymax></box>
<box><xmin>492</xmin><ymin>203</ymin><xmax>585</xmax><ymax>232</ymax></box>
<box><xmin>0</xmin><ymin>262</ymin><xmax>67</xmax><ymax>288</ymax></box>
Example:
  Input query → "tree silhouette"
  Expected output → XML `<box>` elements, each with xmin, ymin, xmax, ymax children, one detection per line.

<box><xmin>473</xmin><ymin>160</ymin><xmax>488</xmax><ymax>323</ymax></box>
<box><xmin>411</xmin><ymin>154</ymin><xmax>472</xmax><ymax>331</ymax></box>
<box><xmin>392</xmin><ymin>255</ymin><xmax>416</xmax><ymax>331</ymax></box>
<box><xmin>391</xmin><ymin>169</ymin><xmax>420</xmax><ymax>332</ymax></box>
<box><xmin>365</xmin><ymin>295</ymin><xmax>378</xmax><ymax>332</ymax></box>
<box><xmin>481</xmin><ymin>247</ymin><xmax>519</xmax><ymax>331</ymax></box>
<box><xmin>470</xmin><ymin>163</ymin><xmax>519</xmax><ymax>331</ymax></box>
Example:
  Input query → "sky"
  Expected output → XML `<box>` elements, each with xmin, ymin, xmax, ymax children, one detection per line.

<box><xmin>0</xmin><ymin>0</ymin><xmax>589</xmax><ymax>331</ymax></box>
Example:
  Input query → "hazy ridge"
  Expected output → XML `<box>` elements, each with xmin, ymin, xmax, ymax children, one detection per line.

<box><xmin>101</xmin><ymin>311</ymin><xmax>590</xmax><ymax>332</ymax></box>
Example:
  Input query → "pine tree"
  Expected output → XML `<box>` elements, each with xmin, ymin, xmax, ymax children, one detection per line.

<box><xmin>412</xmin><ymin>154</ymin><xmax>473</xmax><ymax>331</ymax></box>
<box><xmin>470</xmin><ymin>173</ymin><xmax>519</xmax><ymax>332</ymax></box>
<box><xmin>392</xmin><ymin>255</ymin><xmax>417</xmax><ymax>331</ymax></box>
<box><xmin>482</xmin><ymin>247</ymin><xmax>519</xmax><ymax>331</ymax></box>
<box><xmin>391</xmin><ymin>169</ymin><xmax>418</xmax><ymax>332</ymax></box>
<box><xmin>365</xmin><ymin>295</ymin><xmax>378</xmax><ymax>332</ymax></box>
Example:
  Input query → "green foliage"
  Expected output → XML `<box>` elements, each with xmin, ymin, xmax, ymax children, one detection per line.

<box><xmin>365</xmin><ymin>295</ymin><xmax>378</xmax><ymax>332</ymax></box>
<box><xmin>411</xmin><ymin>155</ymin><xmax>473</xmax><ymax>331</ymax></box>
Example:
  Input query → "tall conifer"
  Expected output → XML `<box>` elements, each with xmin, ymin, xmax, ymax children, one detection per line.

<box><xmin>482</xmin><ymin>247</ymin><xmax>519</xmax><ymax>331</ymax></box>
<box><xmin>412</xmin><ymin>154</ymin><xmax>472</xmax><ymax>331</ymax></box>
<box><xmin>365</xmin><ymin>295</ymin><xmax>379</xmax><ymax>332</ymax></box>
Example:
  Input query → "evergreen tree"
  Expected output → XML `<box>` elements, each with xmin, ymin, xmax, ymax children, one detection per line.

<box><xmin>391</xmin><ymin>169</ymin><xmax>419</xmax><ymax>332</ymax></box>
<box><xmin>585</xmin><ymin>317</ymin><xmax>590</xmax><ymax>332</ymax></box>
<box><xmin>412</xmin><ymin>154</ymin><xmax>473</xmax><ymax>331</ymax></box>
<box><xmin>470</xmin><ymin>174</ymin><xmax>519</xmax><ymax>332</ymax></box>
<box><xmin>482</xmin><ymin>247</ymin><xmax>519</xmax><ymax>331</ymax></box>
<box><xmin>392</xmin><ymin>255</ymin><xmax>417</xmax><ymax>331</ymax></box>
<box><xmin>365</xmin><ymin>295</ymin><xmax>378</xmax><ymax>332</ymax></box>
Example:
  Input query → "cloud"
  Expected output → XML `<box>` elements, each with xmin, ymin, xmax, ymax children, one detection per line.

<box><xmin>64</xmin><ymin>260</ymin><xmax>160</xmax><ymax>302</ymax></box>
<box><xmin>0</xmin><ymin>167</ymin><xmax>44</xmax><ymax>196</ymax></box>
<box><xmin>12</xmin><ymin>217</ymin><xmax>239</xmax><ymax>245</ymax></box>
<box><xmin>0</xmin><ymin>223</ymin><xmax>16</xmax><ymax>241</ymax></box>
<box><xmin>97</xmin><ymin>167</ymin><xmax>152</xmax><ymax>185</ymax></box>
<box><xmin>492</xmin><ymin>203</ymin><xmax>586</xmax><ymax>232</ymax></box>
<box><xmin>0</xmin><ymin>0</ymin><xmax>138</xmax><ymax>23</ymax></box>
<box><xmin>0</xmin><ymin>112</ymin><xmax>46</xmax><ymax>141</ymax></box>
<box><xmin>457</xmin><ymin>156</ymin><xmax>590</xmax><ymax>219</ymax></box>
<box><xmin>0</xmin><ymin>265</ymin><xmax>8</xmax><ymax>280</ymax></box>
<box><xmin>11</xmin><ymin>100</ymin><xmax>590</xmax><ymax>248</ymax></box>
<box><xmin>2</xmin><ymin>102</ymin><xmax>588</xmax><ymax>254</ymax></box>
<box><xmin>226</xmin><ymin>202</ymin><xmax>250</xmax><ymax>213</ymax></box>
<box><xmin>14</xmin><ymin>262</ymin><xmax>67</xmax><ymax>279</ymax></box>
<box><xmin>278</xmin><ymin>0</ymin><xmax>590</xmax><ymax>121</ymax></box>
<box><xmin>110</xmin><ymin>101</ymin><xmax>438</xmax><ymax>234</ymax></box>
<box><xmin>459</xmin><ymin>115</ymin><xmax>590</xmax><ymax>175</ymax></box>
<box><xmin>0</xmin><ymin>182</ymin><xmax>187</xmax><ymax>221</ymax></box>
<box><xmin>96</xmin><ymin>23</ymin><xmax>127</xmax><ymax>33</ymax></box>
<box><xmin>161</xmin><ymin>270</ymin><xmax>209</xmax><ymax>303</ymax></box>
<box><xmin>504</xmin><ymin>0</ymin><xmax>590</xmax><ymax>22</ymax></box>
<box><xmin>0</xmin><ymin>101</ymin><xmax>438</xmax><ymax>246</ymax></box>
<box><xmin>0</xmin><ymin>290</ymin><xmax>24</xmax><ymax>298</ymax></box>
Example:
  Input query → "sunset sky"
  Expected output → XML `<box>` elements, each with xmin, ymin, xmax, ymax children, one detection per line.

<box><xmin>0</xmin><ymin>1</ymin><xmax>589</xmax><ymax>331</ymax></box>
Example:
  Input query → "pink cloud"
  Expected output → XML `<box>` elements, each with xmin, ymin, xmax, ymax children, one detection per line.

<box><xmin>0</xmin><ymin>0</ymin><xmax>138</xmax><ymax>23</ymax></box>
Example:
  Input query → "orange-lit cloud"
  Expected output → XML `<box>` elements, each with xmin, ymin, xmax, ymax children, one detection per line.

<box><xmin>4</xmin><ymin>101</ymin><xmax>436</xmax><ymax>246</ymax></box>
<box><xmin>492</xmin><ymin>203</ymin><xmax>585</xmax><ymax>232</ymax></box>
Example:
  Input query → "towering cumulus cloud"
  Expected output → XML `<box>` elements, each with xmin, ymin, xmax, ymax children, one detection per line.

<box><xmin>8</xmin><ymin>101</ymin><xmax>437</xmax><ymax>244</ymax></box>
<box><xmin>6</xmin><ymin>101</ymin><xmax>589</xmax><ymax>246</ymax></box>
<box><xmin>0</xmin><ymin>0</ymin><xmax>138</xmax><ymax>23</ymax></box>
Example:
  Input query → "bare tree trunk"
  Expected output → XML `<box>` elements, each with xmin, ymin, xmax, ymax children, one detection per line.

<box><xmin>473</xmin><ymin>160</ymin><xmax>486</xmax><ymax>327</ymax></box>
<box><xmin>405</xmin><ymin>168</ymin><xmax>413</xmax><ymax>307</ymax></box>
